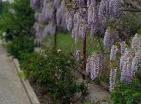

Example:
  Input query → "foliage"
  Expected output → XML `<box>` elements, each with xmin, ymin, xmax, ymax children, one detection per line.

<box><xmin>20</xmin><ymin>49</ymin><xmax>87</xmax><ymax>103</ymax></box>
<box><xmin>0</xmin><ymin>0</ymin><xmax>35</xmax><ymax>60</ymax></box>
<box><xmin>7</xmin><ymin>35</ymin><xmax>34</xmax><ymax>60</ymax></box>
<box><xmin>0</xmin><ymin>0</ymin><xmax>34</xmax><ymax>41</ymax></box>
<box><xmin>111</xmin><ymin>79</ymin><xmax>141</xmax><ymax>104</ymax></box>
<box><xmin>118</xmin><ymin>12</ymin><xmax>141</xmax><ymax>36</ymax></box>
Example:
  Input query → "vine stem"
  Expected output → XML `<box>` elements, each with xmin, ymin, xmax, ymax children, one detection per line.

<box><xmin>53</xmin><ymin>9</ymin><xmax>57</xmax><ymax>50</ymax></box>
<box><xmin>122</xmin><ymin>8</ymin><xmax>141</xmax><ymax>12</ymax></box>
<box><xmin>82</xmin><ymin>34</ymin><xmax>87</xmax><ymax>79</ymax></box>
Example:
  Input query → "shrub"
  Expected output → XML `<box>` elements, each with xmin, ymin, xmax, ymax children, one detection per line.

<box><xmin>21</xmin><ymin>49</ymin><xmax>87</xmax><ymax>103</ymax></box>
<box><xmin>111</xmin><ymin>79</ymin><xmax>141</xmax><ymax>104</ymax></box>
<box><xmin>0</xmin><ymin>0</ymin><xmax>34</xmax><ymax>41</ymax></box>
<box><xmin>7</xmin><ymin>35</ymin><xmax>34</xmax><ymax>60</ymax></box>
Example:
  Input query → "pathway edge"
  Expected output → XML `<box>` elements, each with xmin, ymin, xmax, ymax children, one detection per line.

<box><xmin>13</xmin><ymin>58</ymin><xmax>40</xmax><ymax>104</ymax></box>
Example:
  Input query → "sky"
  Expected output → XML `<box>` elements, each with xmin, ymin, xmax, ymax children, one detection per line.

<box><xmin>2</xmin><ymin>0</ymin><xmax>14</xmax><ymax>3</ymax></box>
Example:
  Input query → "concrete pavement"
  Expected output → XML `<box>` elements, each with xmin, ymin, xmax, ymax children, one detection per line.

<box><xmin>0</xmin><ymin>45</ymin><xmax>31</xmax><ymax>104</ymax></box>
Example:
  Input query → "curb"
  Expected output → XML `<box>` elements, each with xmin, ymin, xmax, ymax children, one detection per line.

<box><xmin>13</xmin><ymin>58</ymin><xmax>40</xmax><ymax>104</ymax></box>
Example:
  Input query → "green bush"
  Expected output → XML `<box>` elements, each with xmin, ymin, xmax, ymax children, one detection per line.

<box><xmin>111</xmin><ymin>79</ymin><xmax>141</xmax><ymax>104</ymax></box>
<box><xmin>0</xmin><ymin>0</ymin><xmax>34</xmax><ymax>41</ymax></box>
<box><xmin>21</xmin><ymin>50</ymin><xmax>87</xmax><ymax>104</ymax></box>
<box><xmin>7</xmin><ymin>35</ymin><xmax>34</xmax><ymax>60</ymax></box>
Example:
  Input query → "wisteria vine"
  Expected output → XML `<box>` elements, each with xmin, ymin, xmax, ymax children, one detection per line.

<box><xmin>30</xmin><ymin>0</ymin><xmax>141</xmax><ymax>92</ymax></box>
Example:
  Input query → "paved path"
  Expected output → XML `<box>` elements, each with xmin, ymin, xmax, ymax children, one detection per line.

<box><xmin>0</xmin><ymin>45</ymin><xmax>31</xmax><ymax>104</ymax></box>
<box><xmin>86</xmin><ymin>83</ymin><xmax>111</xmax><ymax>103</ymax></box>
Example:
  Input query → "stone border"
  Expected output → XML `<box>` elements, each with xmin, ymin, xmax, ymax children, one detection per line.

<box><xmin>13</xmin><ymin>58</ymin><xmax>40</xmax><ymax>104</ymax></box>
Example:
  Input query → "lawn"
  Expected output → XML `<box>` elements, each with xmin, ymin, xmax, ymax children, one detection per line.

<box><xmin>43</xmin><ymin>32</ymin><xmax>104</xmax><ymax>55</ymax></box>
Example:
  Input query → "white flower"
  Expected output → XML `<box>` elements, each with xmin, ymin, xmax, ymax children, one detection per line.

<box><xmin>2</xmin><ymin>32</ymin><xmax>6</xmax><ymax>37</ymax></box>
<box><xmin>74</xmin><ymin>50</ymin><xmax>81</xmax><ymax>61</ymax></box>
<box><xmin>57</xmin><ymin>49</ymin><xmax>62</xmax><ymax>53</ymax></box>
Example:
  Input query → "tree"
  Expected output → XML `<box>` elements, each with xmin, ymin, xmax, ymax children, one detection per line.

<box><xmin>0</xmin><ymin>0</ymin><xmax>34</xmax><ymax>41</ymax></box>
<box><xmin>31</xmin><ymin>0</ymin><xmax>66</xmax><ymax>48</ymax></box>
<box><xmin>64</xmin><ymin>0</ymin><xmax>122</xmax><ymax>75</ymax></box>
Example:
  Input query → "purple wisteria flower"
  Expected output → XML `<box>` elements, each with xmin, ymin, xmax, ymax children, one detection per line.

<box><xmin>41</xmin><ymin>1</ymin><xmax>54</xmax><ymax>23</ymax></box>
<box><xmin>103</xmin><ymin>28</ymin><xmax>111</xmax><ymax>49</ymax></box>
<box><xmin>120</xmin><ymin>41</ymin><xmax>126</xmax><ymax>55</ymax></box>
<box><xmin>31</xmin><ymin>0</ymin><xmax>68</xmax><ymax>42</ymax></box>
<box><xmin>109</xmin><ymin>69</ymin><xmax>117</xmax><ymax>92</ymax></box>
<box><xmin>120</xmin><ymin>57</ymin><xmax>134</xmax><ymax>83</ymax></box>
<box><xmin>88</xmin><ymin>4</ymin><xmax>94</xmax><ymax>25</ymax></box>
<box><xmin>66</xmin><ymin>12</ymin><xmax>74</xmax><ymax>31</ymax></box>
<box><xmin>120</xmin><ymin>49</ymin><xmax>135</xmax><ymax>83</ymax></box>
<box><xmin>131</xmin><ymin>33</ymin><xmax>141</xmax><ymax>52</ymax></box>
<box><xmin>98</xmin><ymin>0</ymin><xmax>109</xmax><ymax>25</ymax></box>
<box><xmin>42</xmin><ymin>22</ymin><xmax>56</xmax><ymax>37</ymax></box>
<box><xmin>33</xmin><ymin>22</ymin><xmax>43</xmax><ymax>44</ymax></box>
<box><xmin>53</xmin><ymin>0</ymin><xmax>61</xmax><ymax>9</ymax></box>
<box><xmin>131</xmin><ymin>50</ymin><xmax>141</xmax><ymax>72</ymax></box>
<box><xmin>104</xmin><ymin>28</ymin><xmax>119</xmax><ymax>49</ymax></box>
<box><xmin>86</xmin><ymin>53</ymin><xmax>104</xmax><ymax>80</ymax></box>
<box><xmin>110</xmin><ymin>45</ymin><xmax>118</xmax><ymax>61</ymax></box>
<box><xmin>72</xmin><ymin>23</ymin><xmax>79</xmax><ymax>43</ymax></box>
<box><xmin>109</xmin><ymin>0</ymin><xmax>122</xmax><ymax>18</ymax></box>
<box><xmin>30</xmin><ymin>0</ymin><xmax>41</xmax><ymax>11</ymax></box>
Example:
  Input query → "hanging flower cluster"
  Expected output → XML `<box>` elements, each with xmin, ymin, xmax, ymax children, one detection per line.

<box><xmin>131</xmin><ymin>50</ymin><xmax>141</xmax><ymax>72</ymax></box>
<box><xmin>31</xmin><ymin>0</ymin><xmax>67</xmax><ymax>42</ymax></box>
<box><xmin>99</xmin><ymin>0</ymin><xmax>122</xmax><ymax>20</ymax></box>
<box><xmin>103</xmin><ymin>28</ymin><xmax>119</xmax><ymax>49</ymax></box>
<box><xmin>109</xmin><ymin>69</ymin><xmax>117</xmax><ymax>92</ymax></box>
<box><xmin>131</xmin><ymin>34</ymin><xmax>141</xmax><ymax>72</ymax></box>
<box><xmin>64</xmin><ymin>0</ymin><xmax>122</xmax><ymax>41</ymax></box>
<box><xmin>66</xmin><ymin>11</ymin><xmax>74</xmax><ymax>31</ymax></box>
<box><xmin>120</xmin><ymin>48</ymin><xmax>135</xmax><ymax>83</ymax></box>
<box><xmin>68</xmin><ymin>9</ymin><xmax>88</xmax><ymax>42</ymax></box>
<box><xmin>43</xmin><ymin>22</ymin><xmax>56</xmax><ymax>37</ymax></box>
<box><xmin>31</xmin><ymin>0</ymin><xmax>123</xmax><ymax>43</ymax></box>
<box><xmin>30</xmin><ymin>0</ymin><xmax>42</xmax><ymax>11</ymax></box>
<box><xmin>109</xmin><ymin>34</ymin><xmax>141</xmax><ymax>90</ymax></box>
<box><xmin>110</xmin><ymin>45</ymin><xmax>118</xmax><ymax>61</ymax></box>
<box><xmin>33</xmin><ymin>22</ymin><xmax>44</xmax><ymax>45</ymax></box>
<box><xmin>120</xmin><ymin>34</ymin><xmax>141</xmax><ymax>83</ymax></box>
<box><xmin>86</xmin><ymin>53</ymin><xmax>104</xmax><ymax>80</ymax></box>
<box><xmin>131</xmin><ymin>33</ymin><xmax>141</xmax><ymax>52</ymax></box>
<box><xmin>120</xmin><ymin>41</ymin><xmax>126</xmax><ymax>55</ymax></box>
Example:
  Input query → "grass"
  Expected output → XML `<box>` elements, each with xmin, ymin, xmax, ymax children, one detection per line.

<box><xmin>43</xmin><ymin>32</ymin><xmax>104</xmax><ymax>55</ymax></box>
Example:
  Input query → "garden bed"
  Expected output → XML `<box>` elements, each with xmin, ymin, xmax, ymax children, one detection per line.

<box><xmin>13</xmin><ymin>58</ymin><xmax>40</xmax><ymax>104</ymax></box>
<box><xmin>13</xmin><ymin>54</ymin><xmax>111</xmax><ymax>104</ymax></box>
<box><xmin>29</xmin><ymin>81</ymin><xmax>53</xmax><ymax>104</ymax></box>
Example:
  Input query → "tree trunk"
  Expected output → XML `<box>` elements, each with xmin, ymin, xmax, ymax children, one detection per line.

<box><xmin>83</xmin><ymin>34</ymin><xmax>87</xmax><ymax>71</ymax></box>
<box><xmin>53</xmin><ymin>33</ymin><xmax>57</xmax><ymax>50</ymax></box>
